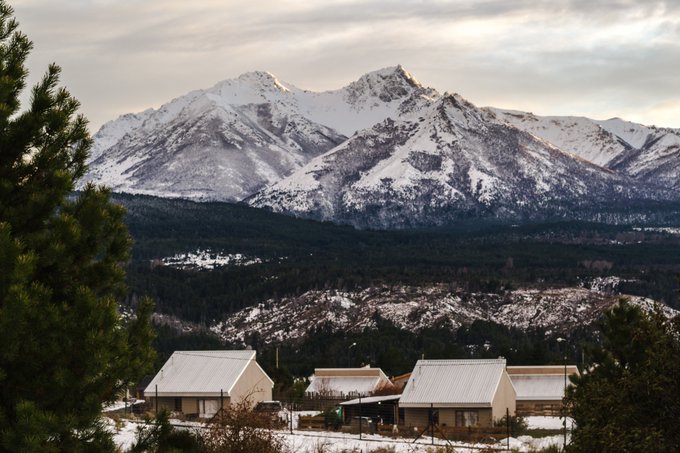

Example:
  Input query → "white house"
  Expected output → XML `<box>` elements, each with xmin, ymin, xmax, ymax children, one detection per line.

<box><xmin>144</xmin><ymin>350</ymin><xmax>274</xmax><ymax>418</ymax></box>
<box><xmin>399</xmin><ymin>359</ymin><xmax>516</xmax><ymax>428</ymax></box>
<box><xmin>305</xmin><ymin>366</ymin><xmax>392</xmax><ymax>398</ymax></box>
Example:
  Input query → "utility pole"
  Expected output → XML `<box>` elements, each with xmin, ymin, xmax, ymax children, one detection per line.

<box><xmin>348</xmin><ymin>342</ymin><xmax>356</xmax><ymax>367</ymax></box>
<box><xmin>563</xmin><ymin>353</ymin><xmax>567</xmax><ymax>449</ymax></box>
<box><xmin>557</xmin><ymin>337</ymin><xmax>567</xmax><ymax>451</ymax></box>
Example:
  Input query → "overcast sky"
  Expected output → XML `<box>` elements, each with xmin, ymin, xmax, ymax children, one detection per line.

<box><xmin>12</xmin><ymin>0</ymin><xmax>680</xmax><ymax>132</ymax></box>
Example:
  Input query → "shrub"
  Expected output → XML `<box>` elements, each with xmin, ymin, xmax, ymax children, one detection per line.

<box><xmin>494</xmin><ymin>414</ymin><xmax>528</xmax><ymax>437</ymax></box>
<box><xmin>202</xmin><ymin>398</ymin><xmax>286</xmax><ymax>453</ymax></box>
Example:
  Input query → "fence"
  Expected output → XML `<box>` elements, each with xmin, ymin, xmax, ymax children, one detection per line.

<box><xmin>273</xmin><ymin>397</ymin><xmax>522</xmax><ymax>450</ymax></box>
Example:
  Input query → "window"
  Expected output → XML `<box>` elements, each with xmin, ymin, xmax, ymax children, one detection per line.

<box><xmin>198</xmin><ymin>399</ymin><xmax>219</xmax><ymax>418</ymax></box>
<box><xmin>174</xmin><ymin>398</ymin><xmax>182</xmax><ymax>412</ymax></box>
<box><xmin>455</xmin><ymin>410</ymin><xmax>479</xmax><ymax>427</ymax></box>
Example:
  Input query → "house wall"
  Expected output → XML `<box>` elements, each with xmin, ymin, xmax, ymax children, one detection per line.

<box><xmin>149</xmin><ymin>397</ymin><xmax>176</xmax><ymax>413</ymax></box>
<box><xmin>229</xmin><ymin>360</ymin><xmax>273</xmax><ymax>407</ymax></box>
<box><xmin>491</xmin><ymin>372</ymin><xmax>516</xmax><ymax>421</ymax></box>
<box><xmin>402</xmin><ymin>407</ymin><xmax>493</xmax><ymax>428</ymax></box>
<box><xmin>147</xmin><ymin>396</ymin><xmax>230</xmax><ymax>416</ymax></box>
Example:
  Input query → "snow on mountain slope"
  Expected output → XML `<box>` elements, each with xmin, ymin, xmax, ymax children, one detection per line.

<box><xmin>83</xmin><ymin>66</ymin><xmax>438</xmax><ymax>201</ymax></box>
<box><xmin>492</xmin><ymin>109</ymin><xmax>680</xmax><ymax>189</ymax></box>
<box><xmin>212</xmin><ymin>284</ymin><xmax>677</xmax><ymax>346</ymax></box>
<box><xmin>250</xmin><ymin>93</ymin><xmax>650</xmax><ymax>229</ymax></box>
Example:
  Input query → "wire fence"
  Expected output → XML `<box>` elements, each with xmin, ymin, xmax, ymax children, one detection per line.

<box><xmin>112</xmin><ymin>395</ymin><xmax>559</xmax><ymax>452</ymax></box>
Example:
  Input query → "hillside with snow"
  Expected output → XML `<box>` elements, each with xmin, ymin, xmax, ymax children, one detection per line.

<box><xmin>212</xmin><ymin>283</ymin><xmax>676</xmax><ymax>347</ymax></box>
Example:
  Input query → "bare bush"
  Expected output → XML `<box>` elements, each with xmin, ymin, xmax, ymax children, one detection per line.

<box><xmin>201</xmin><ymin>398</ymin><xmax>286</xmax><ymax>453</ymax></box>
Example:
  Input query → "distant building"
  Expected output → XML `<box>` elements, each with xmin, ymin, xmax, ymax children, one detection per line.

<box><xmin>144</xmin><ymin>350</ymin><xmax>273</xmax><ymax>418</ymax></box>
<box><xmin>506</xmin><ymin>365</ymin><xmax>579</xmax><ymax>416</ymax></box>
<box><xmin>390</xmin><ymin>372</ymin><xmax>411</xmax><ymax>392</ymax></box>
<box><xmin>305</xmin><ymin>367</ymin><xmax>392</xmax><ymax>398</ymax></box>
<box><xmin>399</xmin><ymin>359</ymin><xmax>516</xmax><ymax>428</ymax></box>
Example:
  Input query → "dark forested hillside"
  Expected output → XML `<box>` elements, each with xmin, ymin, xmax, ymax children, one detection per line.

<box><xmin>115</xmin><ymin>194</ymin><xmax>680</xmax><ymax>376</ymax></box>
<box><xmin>118</xmin><ymin>194</ymin><xmax>680</xmax><ymax>322</ymax></box>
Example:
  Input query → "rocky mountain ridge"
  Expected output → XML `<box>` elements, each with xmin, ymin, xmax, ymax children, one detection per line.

<box><xmin>212</xmin><ymin>282</ymin><xmax>677</xmax><ymax>347</ymax></box>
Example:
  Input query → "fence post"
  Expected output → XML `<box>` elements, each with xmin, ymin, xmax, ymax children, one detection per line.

<box><xmin>430</xmin><ymin>403</ymin><xmax>434</xmax><ymax>445</ymax></box>
<box><xmin>506</xmin><ymin>407</ymin><xmax>510</xmax><ymax>452</ymax></box>
<box><xmin>359</xmin><ymin>395</ymin><xmax>362</xmax><ymax>440</ymax></box>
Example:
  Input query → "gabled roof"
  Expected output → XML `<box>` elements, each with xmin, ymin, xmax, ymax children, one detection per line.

<box><xmin>399</xmin><ymin>359</ymin><xmax>508</xmax><ymax>408</ymax></box>
<box><xmin>340</xmin><ymin>394</ymin><xmax>401</xmax><ymax>406</ymax></box>
<box><xmin>305</xmin><ymin>367</ymin><xmax>390</xmax><ymax>396</ymax></box>
<box><xmin>144</xmin><ymin>350</ymin><xmax>273</xmax><ymax>398</ymax></box>
<box><xmin>313</xmin><ymin>367</ymin><xmax>389</xmax><ymax>379</ymax></box>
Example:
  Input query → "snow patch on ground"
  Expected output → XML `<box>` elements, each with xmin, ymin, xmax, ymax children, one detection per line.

<box><xmin>161</xmin><ymin>249</ymin><xmax>263</xmax><ymax>270</ymax></box>
<box><xmin>106</xmin><ymin>416</ymin><xmax>564</xmax><ymax>453</ymax></box>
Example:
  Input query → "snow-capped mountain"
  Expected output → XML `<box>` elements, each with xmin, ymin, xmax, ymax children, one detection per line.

<box><xmin>491</xmin><ymin>109</ymin><xmax>680</xmax><ymax>190</ymax></box>
<box><xmin>86</xmin><ymin>65</ymin><xmax>680</xmax><ymax>228</ymax></box>
<box><xmin>249</xmin><ymin>93</ymin><xmax>664</xmax><ymax>228</ymax></box>
<box><xmin>83</xmin><ymin>66</ymin><xmax>437</xmax><ymax>201</ymax></box>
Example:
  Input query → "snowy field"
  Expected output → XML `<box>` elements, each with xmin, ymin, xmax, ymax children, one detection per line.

<box><xmin>107</xmin><ymin>416</ymin><xmax>568</xmax><ymax>452</ymax></box>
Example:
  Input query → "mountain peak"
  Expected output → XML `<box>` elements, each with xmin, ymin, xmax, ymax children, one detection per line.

<box><xmin>233</xmin><ymin>70</ymin><xmax>290</xmax><ymax>92</ymax></box>
<box><xmin>362</xmin><ymin>65</ymin><xmax>422</xmax><ymax>88</ymax></box>
<box><xmin>342</xmin><ymin>65</ymin><xmax>428</xmax><ymax>105</ymax></box>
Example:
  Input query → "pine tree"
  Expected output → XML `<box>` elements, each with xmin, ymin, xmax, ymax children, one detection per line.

<box><xmin>566</xmin><ymin>300</ymin><xmax>680</xmax><ymax>452</ymax></box>
<box><xmin>0</xmin><ymin>2</ymin><xmax>154</xmax><ymax>451</ymax></box>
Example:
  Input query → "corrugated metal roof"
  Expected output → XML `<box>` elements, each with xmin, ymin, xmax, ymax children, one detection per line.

<box><xmin>399</xmin><ymin>359</ymin><xmax>506</xmax><ymax>408</ymax></box>
<box><xmin>305</xmin><ymin>376</ymin><xmax>385</xmax><ymax>396</ymax></box>
<box><xmin>510</xmin><ymin>375</ymin><xmax>568</xmax><ymax>401</ymax></box>
<box><xmin>144</xmin><ymin>350</ymin><xmax>271</xmax><ymax>397</ymax></box>
<box><xmin>340</xmin><ymin>395</ymin><xmax>401</xmax><ymax>406</ymax></box>
<box><xmin>314</xmin><ymin>367</ymin><xmax>388</xmax><ymax>379</ymax></box>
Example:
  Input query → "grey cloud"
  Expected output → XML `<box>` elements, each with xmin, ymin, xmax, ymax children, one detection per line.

<box><xmin>12</xmin><ymin>0</ymin><xmax>680</xmax><ymax>130</ymax></box>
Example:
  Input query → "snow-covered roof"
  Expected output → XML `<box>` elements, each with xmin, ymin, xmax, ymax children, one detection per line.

<box><xmin>340</xmin><ymin>395</ymin><xmax>401</xmax><ymax>406</ymax></box>
<box><xmin>399</xmin><ymin>359</ymin><xmax>507</xmax><ymax>408</ymax></box>
<box><xmin>305</xmin><ymin>367</ymin><xmax>390</xmax><ymax>397</ymax></box>
<box><xmin>144</xmin><ymin>350</ymin><xmax>273</xmax><ymax>398</ymax></box>
<box><xmin>306</xmin><ymin>377</ymin><xmax>384</xmax><ymax>397</ymax></box>
<box><xmin>509</xmin><ymin>375</ymin><xmax>568</xmax><ymax>401</ymax></box>
<box><xmin>506</xmin><ymin>366</ymin><xmax>579</xmax><ymax>401</ymax></box>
